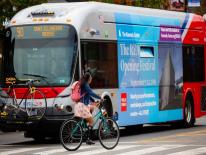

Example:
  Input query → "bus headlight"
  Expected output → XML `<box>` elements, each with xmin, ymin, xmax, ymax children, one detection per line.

<box><xmin>66</xmin><ymin>105</ymin><xmax>72</xmax><ymax>112</ymax></box>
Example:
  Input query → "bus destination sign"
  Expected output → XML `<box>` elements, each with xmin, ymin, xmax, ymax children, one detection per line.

<box><xmin>14</xmin><ymin>25</ymin><xmax>69</xmax><ymax>39</ymax></box>
<box><xmin>33</xmin><ymin>25</ymin><xmax>63</xmax><ymax>37</ymax></box>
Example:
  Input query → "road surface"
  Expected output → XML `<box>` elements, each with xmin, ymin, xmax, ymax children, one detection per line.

<box><xmin>1</xmin><ymin>116</ymin><xmax>206</xmax><ymax>155</ymax></box>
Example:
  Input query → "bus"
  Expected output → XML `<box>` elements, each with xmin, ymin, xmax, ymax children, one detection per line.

<box><xmin>1</xmin><ymin>2</ymin><xmax>206</xmax><ymax>140</ymax></box>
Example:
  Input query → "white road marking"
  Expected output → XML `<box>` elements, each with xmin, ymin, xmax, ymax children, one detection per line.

<box><xmin>71</xmin><ymin>145</ymin><xmax>137</xmax><ymax>155</ymax></box>
<box><xmin>167</xmin><ymin>147</ymin><xmax>206</xmax><ymax>155</ymax></box>
<box><xmin>34</xmin><ymin>146</ymin><xmax>89</xmax><ymax>155</ymax></box>
<box><xmin>2</xmin><ymin>144</ymin><xmax>206</xmax><ymax>155</ymax></box>
<box><xmin>34</xmin><ymin>148</ymin><xmax>66</xmax><ymax>155</ymax></box>
<box><xmin>0</xmin><ymin>147</ymin><xmax>44</xmax><ymax>155</ymax></box>
<box><xmin>118</xmin><ymin>145</ymin><xmax>184</xmax><ymax>155</ymax></box>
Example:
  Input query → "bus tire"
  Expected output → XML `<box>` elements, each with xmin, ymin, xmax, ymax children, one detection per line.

<box><xmin>103</xmin><ymin>96</ymin><xmax>113</xmax><ymax>118</ymax></box>
<box><xmin>184</xmin><ymin>95</ymin><xmax>195</xmax><ymax>128</ymax></box>
<box><xmin>32</xmin><ymin>135</ymin><xmax>46</xmax><ymax>142</ymax></box>
<box><xmin>125</xmin><ymin>124</ymin><xmax>143</xmax><ymax>133</ymax></box>
<box><xmin>24</xmin><ymin>131</ymin><xmax>45</xmax><ymax>142</ymax></box>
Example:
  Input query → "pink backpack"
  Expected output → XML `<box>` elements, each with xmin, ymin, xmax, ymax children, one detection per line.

<box><xmin>71</xmin><ymin>81</ymin><xmax>84</xmax><ymax>102</ymax></box>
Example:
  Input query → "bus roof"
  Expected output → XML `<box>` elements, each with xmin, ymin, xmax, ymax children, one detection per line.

<box><xmin>10</xmin><ymin>2</ymin><xmax>204</xmax><ymax>29</ymax></box>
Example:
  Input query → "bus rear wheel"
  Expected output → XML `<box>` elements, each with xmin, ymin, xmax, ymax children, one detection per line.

<box><xmin>32</xmin><ymin>135</ymin><xmax>46</xmax><ymax>142</ymax></box>
<box><xmin>184</xmin><ymin>96</ymin><xmax>195</xmax><ymax>128</ymax></box>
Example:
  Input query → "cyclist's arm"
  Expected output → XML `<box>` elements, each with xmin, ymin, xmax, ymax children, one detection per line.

<box><xmin>90</xmin><ymin>97</ymin><xmax>95</xmax><ymax>102</ymax></box>
<box><xmin>85</xmin><ymin>84</ymin><xmax>101</xmax><ymax>100</ymax></box>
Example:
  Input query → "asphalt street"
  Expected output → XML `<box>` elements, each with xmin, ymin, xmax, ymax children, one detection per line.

<box><xmin>1</xmin><ymin>116</ymin><xmax>206</xmax><ymax>155</ymax></box>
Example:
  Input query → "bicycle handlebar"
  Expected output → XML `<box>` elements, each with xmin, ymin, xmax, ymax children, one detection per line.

<box><xmin>22</xmin><ymin>73</ymin><xmax>59</xmax><ymax>95</ymax></box>
<box><xmin>9</xmin><ymin>79</ymin><xmax>39</xmax><ymax>87</ymax></box>
<box><xmin>95</xmin><ymin>99</ymin><xmax>106</xmax><ymax>109</ymax></box>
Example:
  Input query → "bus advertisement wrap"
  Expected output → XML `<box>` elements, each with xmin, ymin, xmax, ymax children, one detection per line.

<box><xmin>118</xmin><ymin>42</ymin><xmax>157</xmax><ymax>88</ymax></box>
<box><xmin>115</xmin><ymin>13</ymin><xmax>183</xmax><ymax>126</ymax></box>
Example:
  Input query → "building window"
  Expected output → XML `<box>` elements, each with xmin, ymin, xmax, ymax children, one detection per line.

<box><xmin>81</xmin><ymin>41</ymin><xmax>118</xmax><ymax>88</ymax></box>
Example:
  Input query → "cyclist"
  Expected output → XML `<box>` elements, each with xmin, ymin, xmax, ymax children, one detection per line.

<box><xmin>74</xmin><ymin>72</ymin><xmax>101</xmax><ymax>145</ymax></box>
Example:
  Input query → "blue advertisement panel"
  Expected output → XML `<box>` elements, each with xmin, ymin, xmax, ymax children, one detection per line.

<box><xmin>118</xmin><ymin>87</ymin><xmax>158</xmax><ymax>125</ymax></box>
<box><xmin>118</xmin><ymin>42</ymin><xmax>157</xmax><ymax>88</ymax></box>
<box><xmin>115</xmin><ymin>13</ymin><xmax>183</xmax><ymax>126</ymax></box>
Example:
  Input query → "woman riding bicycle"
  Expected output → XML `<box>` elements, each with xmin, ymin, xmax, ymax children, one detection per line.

<box><xmin>74</xmin><ymin>72</ymin><xmax>101</xmax><ymax>145</ymax></box>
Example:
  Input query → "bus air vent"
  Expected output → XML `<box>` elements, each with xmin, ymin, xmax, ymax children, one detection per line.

<box><xmin>31</xmin><ymin>11</ymin><xmax>55</xmax><ymax>17</ymax></box>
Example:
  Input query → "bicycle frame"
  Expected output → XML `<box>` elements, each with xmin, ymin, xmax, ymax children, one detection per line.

<box><xmin>71</xmin><ymin>108</ymin><xmax>107</xmax><ymax>135</ymax></box>
<box><xmin>9</xmin><ymin>85</ymin><xmax>33</xmax><ymax>108</ymax></box>
<box><xmin>60</xmin><ymin>102</ymin><xmax>120</xmax><ymax>151</ymax></box>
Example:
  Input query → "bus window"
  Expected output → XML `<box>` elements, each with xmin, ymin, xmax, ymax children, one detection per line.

<box><xmin>158</xmin><ymin>44</ymin><xmax>183</xmax><ymax>110</ymax></box>
<box><xmin>81</xmin><ymin>41</ymin><xmax>118</xmax><ymax>88</ymax></box>
<box><xmin>183</xmin><ymin>45</ymin><xmax>205</xmax><ymax>82</ymax></box>
<box><xmin>2</xmin><ymin>25</ymin><xmax>77</xmax><ymax>87</ymax></box>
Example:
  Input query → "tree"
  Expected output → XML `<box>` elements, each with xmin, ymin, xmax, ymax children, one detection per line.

<box><xmin>97</xmin><ymin>0</ymin><xmax>205</xmax><ymax>15</ymax></box>
<box><xmin>188</xmin><ymin>0</ymin><xmax>206</xmax><ymax>15</ymax></box>
<box><xmin>101</xmin><ymin>0</ymin><xmax>170</xmax><ymax>9</ymax></box>
<box><xmin>0</xmin><ymin>0</ymin><xmax>47</xmax><ymax>35</ymax></box>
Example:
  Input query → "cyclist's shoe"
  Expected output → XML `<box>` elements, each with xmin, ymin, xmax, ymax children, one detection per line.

<box><xmin>86</xmin><ymin>139</ymin><xmax>95</xmax><ymax>145</ymax></box>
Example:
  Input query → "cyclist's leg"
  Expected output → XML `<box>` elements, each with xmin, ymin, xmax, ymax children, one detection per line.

<box><xmin>85</xmin><ymin>117</ymin><xmax>93</xmax><ymax>126</ymax></box>
<box><xmin>74</xmin><ymin>102</ymin><xmax>95</xmax><ymax>144</ymax></box>
<box><xmin>85</xmin><ymin>117</ymin><xmax>95</xmax><ymax>145</ymax></box>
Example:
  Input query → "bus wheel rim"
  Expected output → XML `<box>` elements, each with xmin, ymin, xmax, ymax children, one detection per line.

<box><xmin>186</xmin><ymin>103</ymin><xmax>191</xmax><ymax>123</ymax></box>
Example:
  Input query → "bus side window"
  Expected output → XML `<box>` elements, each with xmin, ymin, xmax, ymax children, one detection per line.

<box><xmin>80</xmin><ymin>41</ymin><xmax>118</xmax><ymax>89</ymax></box>
<box><xmin>183</xmin><ymin>45</ymin><xmax>205</xmax><ymax>82</ymax></box>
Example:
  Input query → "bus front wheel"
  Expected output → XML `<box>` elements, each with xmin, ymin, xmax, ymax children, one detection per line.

<box><xmin>184</xmin><ymin>96</ymin><xmax>195</xmax><ymax>128</ymax></box>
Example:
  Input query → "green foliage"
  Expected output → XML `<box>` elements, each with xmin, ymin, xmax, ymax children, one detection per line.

<box><xmin>96</xmin><ymin>0</ymin><xmax>170</xmax><ymax>9</ymax></box>
<box><xmin>188</xmin><ymin>0</ymin><xmax>206</xmax><ymax>15</ymax></box>
<box><xmin>0</xmin><ymin>0</ymin><xmax>205</xmax><ymax>35</ymax></box>
<box><xmin>97</xmin><ymin>0</ymin><xmax>205</xmax><ymax>15</ymax></box>
<box><xmin>134</xmin><ymin>0</ymin><xmax>169</xmax><ymax>9</ymax></box>
<box><xmin>0</xmin><ymin>0</ymin><xmax>47</xmax><ymax>35</ymax></box>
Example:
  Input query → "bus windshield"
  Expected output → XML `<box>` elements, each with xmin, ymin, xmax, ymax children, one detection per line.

<box><xmin>3</xmin><ymin>24</ymin><xmax>77</xmax><ymax>86</ymax></box>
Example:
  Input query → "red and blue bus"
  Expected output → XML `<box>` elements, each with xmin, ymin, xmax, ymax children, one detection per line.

<box><xmin>1</xmin><ymin>2</ymin><xmax>206</xmax><ymax>140</ymax></box>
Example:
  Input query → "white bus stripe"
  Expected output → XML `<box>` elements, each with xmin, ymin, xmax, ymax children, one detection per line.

<box><xmin>71</xmin><ymin>145</ymin><xmax>137</xmax><ymax>155</ymax></box>
<box><xmin>181</xmin><ymin>14</ymin><xmax>193</xmax><ymax>42</ymax></box>
<box><xmin>167</xmin><ymin>147</ymin><xmax>206</xmax><ymax>155</ymax></box>
<box><xmin>0</xmin><ymin>147</ymin><xmax>44</xmax><ymax>155</ymax></box>
<box><xmin>118</xmin><ymin>145</ymin><xmax>183</xmax><ymax>155</ymax></box>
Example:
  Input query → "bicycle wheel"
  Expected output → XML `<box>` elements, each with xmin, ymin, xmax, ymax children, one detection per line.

<box><xmin>60</xmin><ymin>119</ymin><xmax>83</xmax><ymax>151</ymax></box>
<box><xmin>0</xmin><ymin>89</ymin><xmax>15</xmax><ymax>112</ymax></box>
<box><xmin>98</xmin><ymin>117</ymin><xmax>120</xmax><ymax>150</ymax></box>
<box><xmin>25</xmin><ymin>89</ymin><xmax>47</xmax><ymax>120</ymax></box>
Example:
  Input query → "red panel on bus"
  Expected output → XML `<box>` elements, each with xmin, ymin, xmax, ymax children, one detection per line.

<box><xmin>183</xmin><ymin>29</ymin><xmax>204</xmax><ymax>45</ymax></box>
<box><xmin>5</xmin><ymin>87</ymin><xmax>65</xmax><ymax>99</ymax></box>
<box><xmin>183</xmin><ymin>14</ymin><xmax>205</xmax><ymax>45</ymax></box>
<box><xmin>121</xmin><ymin>93</ymin><xmax>127</xmax><ymax>112</ymax></box>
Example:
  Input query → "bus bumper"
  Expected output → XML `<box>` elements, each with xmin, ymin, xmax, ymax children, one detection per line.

<box><xmin>0</xmin><ymin>112</ymin><xmax>73</xmax><ymax>135</ymax></box>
